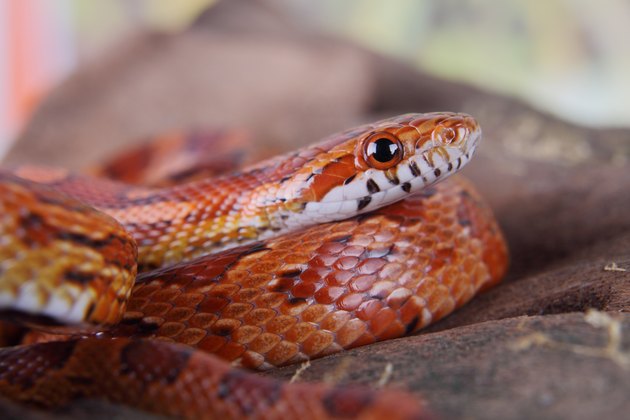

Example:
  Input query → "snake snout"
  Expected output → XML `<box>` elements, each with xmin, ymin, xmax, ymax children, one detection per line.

<box><xmin>431</xmin><ymin>113</ymin><xmax>480</xmax><ymax>153</ymax></box>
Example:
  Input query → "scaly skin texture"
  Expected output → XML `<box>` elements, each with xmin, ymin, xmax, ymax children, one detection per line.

<box><xmin>0</xmin><ymin>338</ymin><xmax>431</xmax><ymax>419</ymax></box>
<box><xmin>109</xmin><ymin>176</ymin><xmax>507</xmax><ymax>370</ymax></box>
<box><xmin>0</xmin><ymin>174</ymin><xmax>137</xmax><ymax>325</ymax></box>
<box><xmin>0</xmin><ymin>113</ymin><xmax>507</xmax><ymax>418</ymax></box>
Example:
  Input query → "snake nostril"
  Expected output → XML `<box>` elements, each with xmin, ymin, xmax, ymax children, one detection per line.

<box><xmin>433</xmin><ymin>126</ymin><xmax>457</xmax><ymax>145</ymax></box>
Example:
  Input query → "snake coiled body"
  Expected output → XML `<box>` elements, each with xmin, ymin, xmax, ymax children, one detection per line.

<box><xmin>0</xmin><ymin>113</ymin><xmax>508</xmax><ymax>419</ymax></box>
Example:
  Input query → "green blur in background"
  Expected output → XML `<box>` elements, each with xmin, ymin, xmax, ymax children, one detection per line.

<box><xmin>29</xmin><ymin>0</ymin><xmax>630</xmax><ymax>127</ymax></box>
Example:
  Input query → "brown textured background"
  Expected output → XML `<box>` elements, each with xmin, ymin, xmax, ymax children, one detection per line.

<box><xmin>3</xmin><ymin>1</ymin><xmax>630</xmax><ymax>419</ymax></box>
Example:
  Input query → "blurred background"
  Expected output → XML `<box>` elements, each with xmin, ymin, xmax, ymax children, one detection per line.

<box><xmin>2</xmin><ymin>0</ymin><xmax>630</xmax><ymax>160</ymax></box>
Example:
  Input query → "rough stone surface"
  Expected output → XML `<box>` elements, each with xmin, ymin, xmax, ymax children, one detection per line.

<box><xmin>265</xmin><ymin>313</ymin><xmax>630</xmax><ymax>420</ymax></box>
<box><xmin>3</xmin><ymin>0</ymin><xmax>630</xmax><ymax>419</ymax></box>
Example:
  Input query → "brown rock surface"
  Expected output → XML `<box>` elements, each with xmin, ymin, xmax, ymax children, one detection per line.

<box><xmin>3</xmin><ymin>0</ymin><xmax>630</xmax><ymax>419</ymax></box>
<box><xmin>264</xmin><ymin>312</ymin><xmax>630</xmax><ymax>420</ymax></box>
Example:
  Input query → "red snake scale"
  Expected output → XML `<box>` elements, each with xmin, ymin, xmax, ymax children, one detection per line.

<box><xmin>0</xmin><ymin>113</ymin><xmax>508</xmax><ymax>419</ymax></box>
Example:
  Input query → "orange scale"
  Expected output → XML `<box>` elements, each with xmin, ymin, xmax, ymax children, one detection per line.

<box><xmin>355</xmin><ymin>299</ymin><xmax>383</xmax><ymax>321</ymax></box>
<box><xmin>337</xmin><ymin>293</ymin><xmax>364</xmax><ymax>311</ymax></box>
<box><xmin>418</xmin><ymin>237</ymin><xmax>436</xmax><ymax>250</ymax></box>
<box><xmin>314</xmin><ymin>286</ymin><xmax>345</xmax><ymax>304</ymax></box>
<box><xmin>379</xmin><ymin>262</ymin><xmax>405</xmax><ymax>280</ymax></box>
<box><xmin>248</xmin><ymin>332</ymin><xmax>282</xmax><ymax>354</ymax></box>
<box><xmin>452</xmin><ymin>281</ymin><xmax>474</xmax><ymax>306</ymax></box>
<box><xmin>300</xmin><ymin>304</ymin><xmax>330</xmax><ymax>323</ymax></box>
<box><xmin>310</xmin><ymin>254</ymin><xmax>339</xmax><ymax>267</ymax></box>
<box><xmin>299</xmin><ymin>241</ymin><xmax>321</xmax><ymax>252</ymax></box>
<box><xmin>240</xmin><ymin>350</ymin><xmax>265</xmax><ymax>369</ymax></box>
<box><xmin>301</xmin><ymin>330</ymin><xmax>334</xmax><ymax>357</ymax></box>
<box><xmin>172</xmin><ymin>292</ymin><xmax>204</xmax><ymax>308</ymax></box>
<box><xmin>319</xmin><ymin>311</ymin><xmax>351</xmax><ymax>332</ymax></box>
<box><xmin>279</xmin><ymin>299</ymin><xmax>309</xmax><ymax>316</ymax></box>
<box><xmin>194</xmin><ymin>263</ymin><xmax>231</xmax><ymax>280</ymax></box>
<box><xmin>197</xmin><ymin>296</ymin><xmax>229</xmax><ymax>314</ymax></box>
<box><xmin>432</xmin><ymin>296</ymin><xmax>456</xmax><ymax>322</ymax></box>
<box><xmin>349</xmin><ymin>235</ymin><xmax>374</xmax><ymax>247</ymax></box>
<box><xmin>125</xmin><ymin>297</ymin><xmax>149</xmax><ymax>311</ymax></box>
<box><xmin>255</xmin><ymin>292</ymin><xmax>286</xmax><ymax>308</ymax></box>
<box><xmin>208</xmin><ymin>284</ymin><xmax>241</xmax><ymax>298</ymax></box>
<box><xmin>329</xmin><ymin>220</ymin><xmax>359</xmax><ymax>234</ymax></box>
<box><xmin>398</xmin><ymin>269</ymin><xmax>422</xmax><ymax>290</ymax></box>
<box><xmin>188</xmin><ymin>312</ymin><xmax>218</xmax><ymax>329</ymax></box>
<box><xmin>317</xmin><ymin>242</ymin><xmax>346</xmax><ymax>255</ymax></box>
<box><xmin>142</xmin><ymin>302</ymin><xmax>173</xmax><ymax>317</ymax></box>
<box><xmin>334</xmin><ymin>256</ymin><xmax>359</xmax><ymax>271</ymax></box>
<box><xmin>369</xmin><ymin>307</ymin><xmax>398</xmax><ymax>337</ymax></box>
<box><xmin>364</xmin><ymin>244</ymin><xmax>392</xmax><ymax>258</ymax></box>
<box><xmin>386</xmin><ymin>287</ymin><xmax>413</xmax><ymax>309</ymax></box>
<box><xmin>357</xmin><ymin>258</ymin><xmax>386</xmax><ymax>275</ymax></box>
<box><xmin>158</xmin><ymin>321</ymin><xmax>186</xmax><ymax>338</ymax></box>
<box><xmin>340</xmin><ymin>245</ymin><xmax>365</xmax><ymax>257</ymax></box>
<box><xmin>399</xmin><ymin>296</ymin><xmax>426</xmax><ymax>329</ymax></box>
<box><xmin>224</xmin><ymin>269</ymin><xmax>249</xmax><ymax>284</ymax></box>
<box><xmin>473</xmin><ymin>264</ymin><xmax>491</xmax><ymax>289</ymax></box>
<box><xmin>150</xmin><ymin>288</ymin><xmax>182</xmax><ymax>303</ymax></box>
<box><xmin>299</xmin><ymin>268</ymin><xmax>323</xmax><ymax>284</ymax></box>
<box><xmin>439</xmin><ymin>217</ymin><xmax>456</xmax><ymax>228</ymax></box>
<box><xmin>284</xmin><ymin>253</ymin><xmax>311</xmax><ymax>264</ymax></box>
<box><xmin>425</xmin><ymin>286</ymin><xmax>455</xmax><ymax>318</ymax></box>
<box><xmin>221</xmin><ymin>302</ymin><xmax>254</xmax><ymax>319</ymax></box>
<box><xmin>369</xmin><ymin>280</ymin><xmax>397</xmax><ymax>299</ymax></box>
<box><xmin>324</xmin><ymin>270</ymin><xmax>353</xmax><ymax>286</ymax></box>
<box><xmin>243</xmin><ymin>308</ymin><xmax>276</xmax><ymax>326</ymax></box>
<box><xmin>349</xmin><ymin>274</ymin><xmax>376</xmax><ymax>293</ymax></box>
<box><xmin>210</xmin><ymin>318</ymin><xmax>242</xmax><ymax>337</ymax></box>
<box><xmin>291</xmin><ymin>281</ymin><xmax>318</xmax><ymax>299</ymax></box>
<box><xmin>130</xmin><ymin>284</ymin><xmax>160</xmax><ymax>298</ymax></box>
<box><xmin>215</xmin><ymin>341</ymin><xmax>246</xmax><ymax>362</ymax></box>
<box><xmin>177</xmin><ymin>327</ymin><xmax>207</xmax><ymax>345</ymax></box>
<box><xmin>232</xmin><ymin>325</ymin><xmax>263</xmax><ymax>344</ymax></box>
<box><xmin>234</xmin><ymin>287</ymin><xmax>262</xmax><ymax>303</ymax></box>
<box><xmin>373</xmin><ymin>229</ymin><xmax>395</xmax><ymax>243</ymax></box>
<box><xmin>304</xmin><ymin>226</ymin><xmax>334</xmax><ymax>242</ymax></box>
<box><xmin>272</xmin><ymin>238</ymin><xmax>301</xmax><ymax>251</ymax></box>
<box><xmin>264</xmin><ymin>315</ymin><xmax>298</xmax><ymax>335</ymax></box>
<box><xmin>164</xmin><ymin>307</ymin><xmax>195</xmax><ymax>322</ymax></box>
<box><xmin>353</xmin><ymin>223</ymin><xmax>379</xmax><ymax>236</ymax></box>
<box><xmin>241</xmin><ymin>273</ymin><xmax>273</xmax><ymax>288</ymax></box>
<box><xmin>377</xmin><ymin>320</ymin><xmax>405</xmax><ymax>341</ymax></box>
<box><xmin>249</xmin><ymin>260</ymin><xmax>282</xmax><ymax>275</ymax></box>
<box><xmin>414</xmin><ymin>277</ymin><xmax>438</xmax><ymax>300</ymax></box>
<box><xmin>336</xmin><ymin>318</ymin><xmax>370</xmax><ymax>348</ymax></box>
<box><xmin>284</xmin><ymin>321</ymin><xmax>318</xmax><ymax>343</ymax></box>
<box><xmin>265</xmin><ymin>341</ymin><xmax>300</xmax><ymax>366</ymax></box>
<box><xmin>260</xmin><ymin>250</ymin><xmax>289</xmax><ymax>262</ymax></box>
<box><xmin>408</xmin><ymin>253</ymin><xmax>431</xmax><ymax>269</ymax></box>
<box><xmin>440</xmin><ymin>266</ymin><xmax>461</xmax><ymax>289</ymax></box>
<box><xmin>462</xmin><ymin>255</ymin><xmax>479</xmax><ymax>273</ymax></box>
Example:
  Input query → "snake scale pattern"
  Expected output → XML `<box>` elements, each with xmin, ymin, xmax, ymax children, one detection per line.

<box><xmin>0</xmin><ymin>113</ymin><xmax>508</xmax><ymax>419</ymax></box>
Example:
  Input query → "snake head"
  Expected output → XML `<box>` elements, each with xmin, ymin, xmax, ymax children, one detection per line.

<box><xmin>274</xmin><ymin>112</ymin><xmax>481</xmax><ymax>228</ymax></box>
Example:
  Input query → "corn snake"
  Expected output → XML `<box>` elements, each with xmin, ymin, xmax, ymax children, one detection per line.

<box><xmin>0</xmin><ymin>113</ymin><xmax>508</xmax><ymax>418</ymax></box>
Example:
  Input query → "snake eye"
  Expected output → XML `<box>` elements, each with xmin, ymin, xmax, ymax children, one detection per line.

<box><xmin>363</xmin><ymin>132</ymin><xmax>403</xmax><ymax>170</ymax></box>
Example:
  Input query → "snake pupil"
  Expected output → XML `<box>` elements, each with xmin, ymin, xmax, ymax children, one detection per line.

<box><xmin>369</xmin><ymin>138</ymin><xmax>398</xmax><ymax>163</ymax></box>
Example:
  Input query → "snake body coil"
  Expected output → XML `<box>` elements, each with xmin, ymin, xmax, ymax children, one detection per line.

<box><xmin>0</xmin><ymin>113</ymin><xmax>508</xmax><ymax>419</ymax></box>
